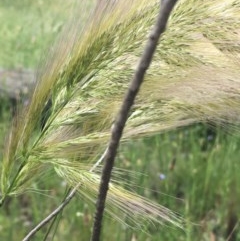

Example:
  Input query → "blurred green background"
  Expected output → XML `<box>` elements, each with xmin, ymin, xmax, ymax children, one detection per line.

<box><xmin>0</xmin><ymin>1</ymin><xmax>239</xmax><ymax>240</ymax></box>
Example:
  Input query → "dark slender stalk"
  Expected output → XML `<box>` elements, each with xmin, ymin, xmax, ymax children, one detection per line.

<box><xmin>90</xmin><ymin>1</ymin><xmax>179</xmax><ymax>241</ymax></box>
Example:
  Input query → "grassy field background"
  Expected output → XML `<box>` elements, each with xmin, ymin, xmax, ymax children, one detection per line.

<box><xmin>0</xmin><ymin>1</ymin><xmax>240</xmax><ymax>240</ymax></box>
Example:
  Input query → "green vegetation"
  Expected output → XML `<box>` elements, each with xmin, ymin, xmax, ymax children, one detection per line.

<box><xmin>0</xmin><ymin>1</ymin><xmax>239</xmax><ymax>240</ymax></box>
<box><xmin>0</xmin><ymin>0</ymin><xmax>90</xmax><ymax>68</ymax></box>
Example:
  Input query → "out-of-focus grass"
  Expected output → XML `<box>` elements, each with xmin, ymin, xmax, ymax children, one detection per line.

<box><xmin>0</xmin><ymin>101</ymin><xmax>10</xmax><ymax>148</ymax></box>
<box><xmin>0</xmin><ymin>0</ymin><xmax>90</xmax><ymax>68</ymax></box>
<box><xmin>0</xmin><ymin>1</ymin><xmax>239</xmax><ymax>240</ymax></box>
<box><xmin>118</xmin><ymin>126</ymin><xmax>240</xmax><ymax>240</ymax></box>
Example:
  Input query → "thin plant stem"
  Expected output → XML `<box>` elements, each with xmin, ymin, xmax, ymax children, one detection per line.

<box><xmin>90</xmin><ymin>1</ymin><xmax>179</xmax><ymax>241</ymax></box>
<box><xmin>22</xmin><ymin>185</ymin><xmax>79</xmax><ymax>241</ymax></box>
<box><xmin>22</xmin><ymin>148</ymin><xmax>108</xmax><ymax>241</ymax></box>
<box><xmin>42</xmin><ymin>186</ymin><xmax>69</xmax><ymax>241</ymax></box>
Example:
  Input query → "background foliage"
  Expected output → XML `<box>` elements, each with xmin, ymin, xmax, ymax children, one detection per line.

<box><xmin>0</xmin><ymin>0</ymin><xmax>239</xmax><ymax>240</ymax></box>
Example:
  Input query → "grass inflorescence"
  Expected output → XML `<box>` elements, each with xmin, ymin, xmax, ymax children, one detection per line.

<box><xmin>0</xmin><ymin>0</ymin><xmax>240</xmax><ymax>238</ymax></box>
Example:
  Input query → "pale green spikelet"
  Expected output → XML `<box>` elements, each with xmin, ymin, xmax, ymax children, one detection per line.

<box><xmin>1</xmin><ymin>0</ymin><xmax>240</xmax><ymax>228</ymax></box>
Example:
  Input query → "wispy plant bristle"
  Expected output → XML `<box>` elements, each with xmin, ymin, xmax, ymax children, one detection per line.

<box><xmin>1</xmin><ymin>0</ymin><xmax>240</xmax><ymax>228</ymax></box>
<box><xmin>55</xmin><ymin>165</ymin><xmax>183</xmax><ymax>228</ymax></box>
